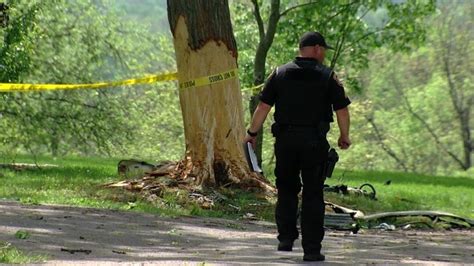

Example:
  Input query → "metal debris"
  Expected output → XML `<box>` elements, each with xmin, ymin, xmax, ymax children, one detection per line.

<box><xmin>374</xmin><ymin>223</ymin><xmax>396</xmax><ymax>231</ymax></box>
<box><xmin>360</xmin><ymin>210</ymin><xmax>474</xmax><ymax>228</ymax></box>
<box><xmin>324</xmin><ymin>183</ymin><xmax>377</xmax><ymax>200</ymax></box>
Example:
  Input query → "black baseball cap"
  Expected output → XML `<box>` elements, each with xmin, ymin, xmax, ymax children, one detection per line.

<box><xmin>299</xmin><ymin>31</ymin><xmax>333</xmax><ymax>50</ymax></box>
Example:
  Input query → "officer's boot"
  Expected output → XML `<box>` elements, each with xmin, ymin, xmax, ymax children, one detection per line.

<box><xmin>303</xmin><ymin>253</ymin><xmax>325</xmax><ymax>261</ymax></box>
<box><xmin>277</xmin><ymin>240</ymin><xmax>294</xmax><ymax>251</ymax></box>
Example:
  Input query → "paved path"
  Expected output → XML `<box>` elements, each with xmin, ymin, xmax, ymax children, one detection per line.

<box><xmin>0</xmin><ymin>201</ymin><xmax>472</xmax><ymax>265</ymax></box>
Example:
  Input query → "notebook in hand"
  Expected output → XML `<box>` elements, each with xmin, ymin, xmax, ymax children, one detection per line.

<box><xmin>243</xmin><ymin>142</ymin><xmax>263</xmax><ymax>173</ymax></box>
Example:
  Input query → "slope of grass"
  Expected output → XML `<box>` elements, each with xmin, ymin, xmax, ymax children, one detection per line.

<box><xmin>0</xmin><ymin>154</ymin><xmax>472</xmax><ymax>220</ymax></box>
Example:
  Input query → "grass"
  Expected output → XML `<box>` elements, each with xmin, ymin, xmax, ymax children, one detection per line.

<box><xmin>0</xmin><ymin>242</ymin><xmax>48</xmax><ymax>264</ymax></box>
<box><xmin>0</xmin><ymin>154</ymin><xmax>275</xmax><ymax>220</ymax></box>
<box><xmin>324</xmin><ymin>169</ymin><xmax>474</xmax><ymax>219</ymax></box>
<box><xmin>0</xmin><ymin>154</ymin><xmax>472</xmax><ymax>222</ymax></box>
<box><xmin>262</xmin><ymin>163</ymin><xmax>473</xmax><ymax>220</ymax></box>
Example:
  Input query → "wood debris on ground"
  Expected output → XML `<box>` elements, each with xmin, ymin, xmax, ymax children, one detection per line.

<box><xmin>105</xmin><ymin>159</ymin><xmax>474</xmax><ymax>231</ymax></box>
<box><xmin>106</xmin><ymin>159</ymin><xmax>271</xmax><ymax>210</ymax></box>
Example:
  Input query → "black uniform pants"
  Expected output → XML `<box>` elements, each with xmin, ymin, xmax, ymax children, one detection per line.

<box><xmin>273</xmin><ymin>126</ymin><xmax>329</xmax><ymax>255</ymax></box>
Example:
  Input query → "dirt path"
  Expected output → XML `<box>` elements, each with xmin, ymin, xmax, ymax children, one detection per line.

<box><xmin>0</xmin><ymin>201</ymin><xmax>472</xmax><ymax>265</ymax></box>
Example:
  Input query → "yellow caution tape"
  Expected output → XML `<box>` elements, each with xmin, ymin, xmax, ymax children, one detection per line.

<box><xmin>0</xmin><ymin>72</ymin><xmax>178</xmax><ymax>92</ymax></box>
<box><xmin>178</xmin><ymin>68</ymin><xmax>238</xmax><ymax>89</ymax></box>
<box><xmin>240</xmin><ymin>83</ymin><xmax>263</xmax><ymax>94</ymax></box>
<box><xmin>0</xmin><ymin>68</ymin><xmax>248</xmax><ymax>92</ymax></box>
<box><xmin>251</xmin><ymin>83</ymin><xmax>264</xmax><ymax>94</ymax></box>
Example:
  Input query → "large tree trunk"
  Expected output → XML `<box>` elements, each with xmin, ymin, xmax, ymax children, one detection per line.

<box><xmin>167</xmin><ymin>0</ymin><xmax>270</xmax><ymax>189</ymax></box>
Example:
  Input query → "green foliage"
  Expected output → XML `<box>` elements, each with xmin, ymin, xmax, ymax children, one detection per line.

<box><xmin>14</xmin><ymin>230</ymin><xmax>30</xmax><ymax>240</ymax></box>
<box><xmin>338</xmin><ymin>0</ymin><xmax>473</xmax><ymax>174</ymax></box>
<box><xmin>0</xmin><ymin>0</ymin><xmax>182</xmax><ymax>160</ymax></box>
<box><xmin>232</xmin><ymin>0</ymin><xmax>473</xmax><ymax>176</ymax></box>
<box><xmin>233</xmin><ymin>0</ymin><xmax>435</xmax><ymax>89</ymax></box>
<box><xmin>0</xmin><ymin>1</ymin><xmax>470</xmax><ymax>177</ymax></box>
<box><xmin>0</xmin><ymin>242</ymin><xmax>48</xmax><ymax>264</ymax></box>
<box><xmin>111</xmin><ymin>0</ymin><xmax>169</xmax><ymax>34</ymax></box>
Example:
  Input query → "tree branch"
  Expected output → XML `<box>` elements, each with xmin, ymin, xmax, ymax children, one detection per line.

<box><xmin>252</xmin><ymin>0</ymin><xmax>280</xmax><ymax>86</ymax></box>
<box><xmin>342</xmin><ymin>29</ymin><xmax>386</xmax><ymax>53</ymax></box>
<box><xmin>395</xmin><ymin>83</ymin><xmax>467</xmax><ymax>170</ymax></box>
<box><xmin>330</xmin><ymin>17</ymin><xmax>351</xmax><ymax>69</ymax></box>
<box><xmin>279</xmin><ymin>0</ymin><xmax>318</xmax><ymax>17</ymax></box>
<box><xmin>366</xmin><ymin>115</ymin><xmax>409</xmax><ymax>172</ymax></box>
<box><xmin>325</xmin><ymin>1</ymin><xmax>359</xmax><ymax>23</ymax></box>
<box><xmin>0</xmin><ymin>109</ymin><xmax>19</xmax><ymax>117</ymax></box>
<box><xmin>43</xmin><ymin>97</ymin><xmax>99</xmax><ymax>109</ymax></box>
<box><xmin>264</xmin><ymin>0</ymin><xmax>281</xmax><ymax>47</ymax></box>
<box><xmin>250</xmin><ymin>0</ymin><xmax>265</xmax><ymax>41</ymax></box>
<box><xmin>442</xmin><ymin>53</ymin><xmax>463</xmax><ymax>118</ymax></box>
<box><xmin>329</xmin><ymin>3</ymin><xmax>364</xmax><ymax>68</ymax></box>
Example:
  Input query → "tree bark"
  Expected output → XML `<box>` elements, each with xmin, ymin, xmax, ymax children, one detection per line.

<box><xmin>167</xmin><ymin>0</ymin><xmax>271</xmax><ymax>189</ymax></box>
<box><xmin>442</xmin><ymin>54</ymin><xmax>472</xmax><ymax>170</ymax></box>
<box><xmin>435</xmin><ymin>2</ymin><xmax>472</xmax><ymax>170</ymax></box>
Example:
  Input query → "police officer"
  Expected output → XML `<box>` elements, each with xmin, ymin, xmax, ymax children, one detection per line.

<box><xmin>243</xmin><ymin>31</ymin><xmax>351</xmax><ymax>262</ymax></box>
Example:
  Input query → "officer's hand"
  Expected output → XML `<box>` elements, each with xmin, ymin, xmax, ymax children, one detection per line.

<box><xmin>243</xmin><ymin>134</ymin><xmax>257</xmax><ymax>150</ymax></box>
<box><xmin>338</xmin><ymin>135</ymin><xmax>351</xmax><ymax>150</ymax></box>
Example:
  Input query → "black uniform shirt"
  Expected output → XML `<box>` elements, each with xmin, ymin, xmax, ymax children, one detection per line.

<box><xmin>259</xmin><ymin>57</ymin><xmax>351</xmax><ymax>124</ymax></box>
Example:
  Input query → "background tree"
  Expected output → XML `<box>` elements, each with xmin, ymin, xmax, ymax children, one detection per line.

<box><xmin>0</xmin><ymin>0</ymin><xmax>182</xmax><ymax>160</ymax></box>
<box><xmin>233</xmin><ymin>0</ymin><xmax>435</xmax><ymax>166</ymax></box>
<box><xmin>350</xmin><ymin>0</ymin><xmax>472</xmax><ymax>174</ymax></box>
<box><xmin>434</xmin><ymin>1</ymin><xmax>473</xmax><ymax>169</ymax></box>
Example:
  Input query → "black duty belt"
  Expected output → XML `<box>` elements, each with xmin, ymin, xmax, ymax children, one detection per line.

<box><xmin>276</xmin><ymin>122</ymin><xmax>329</xmax><ymax>130</ymax></box>
<box><xmin>272</xmin><ymin>122</ymin><xmax>329</xmax><ymax>137</ymax></box>
<box><xmin>278</xmin><ymin>124</ymin><xmax>319</xmax><ymax>129</ymax></box>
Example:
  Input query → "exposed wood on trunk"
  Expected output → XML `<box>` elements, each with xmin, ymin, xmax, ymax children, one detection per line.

<box><xmin>167</xmin><ymin>0</ymin><xmax>272</xmax><ymax>190</ymax></box>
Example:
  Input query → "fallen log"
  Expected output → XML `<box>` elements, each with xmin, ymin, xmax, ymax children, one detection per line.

<box><xmin>0</xmin><ymin>163</ymin><xmax>58</xmax><ymax>170</ymax></box>
<box><xmin>359</xmin><ymin>210</ymin><xmax>474</xmax><ymax>227</ymax></box>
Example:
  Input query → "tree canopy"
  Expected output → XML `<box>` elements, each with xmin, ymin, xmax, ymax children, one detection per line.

<box><xmin>0</xmin><ymin>0</ymin><xmax>471</xmax><ymax>177</ymax></box>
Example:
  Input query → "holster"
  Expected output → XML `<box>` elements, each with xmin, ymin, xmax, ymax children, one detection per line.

<box><xmin>324</xmin><ymin>148</ymin><xmax>339</xmax><ymax>178</ymax></box>
<box><xmin>270</xmin><ymin>123</ymin><xmax>282</xmax><ymax>137</ymax></box>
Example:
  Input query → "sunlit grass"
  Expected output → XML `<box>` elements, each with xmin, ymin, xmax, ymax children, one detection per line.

<box><xmin>263</xmin><ymin>164</ymin><xmax>474</xmax><ymax>219</ymax></box>
<box><xmin>0</xmin><ymin>154</ymin><xmax>472</xmax><ymax>221</ymax></box>
<box><xmin>324</xmin><ymin>169</ymin><xmax>474</xmax><ymax>219</ymax></box>
<box><xmin>0</xmin><ymin>154</ymin><xmax>274</xmax><ymax>220</ymax></box>
<box><xmin>0</xmin><ymin>242</ymin><xmax>48</xmax><ymax>264</ymax></box>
